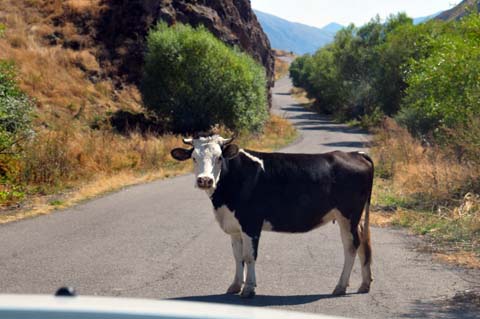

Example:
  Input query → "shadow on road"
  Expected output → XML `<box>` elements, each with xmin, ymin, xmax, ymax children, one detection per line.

<box><xmin>170</xmin><ymin>293</ymin><xmax>352</xmax><ymax>307</ymax></box>
<box><xmin>400</xmin><ymin>298</ymin><xmax>480</xmax><ymax>319</ymax></box>
<box><xmin>300</xmin><ymin>125</ymin><xmax>366</xmax><ymax>135</ymax></box>
<box><xmin>322</xmin><ymin>141</ymin><xmax>367</xmax><ymax>148</ymax></box>
<box><xmin>275</xmin><ymin>92</ymin><xmax>292</xmax><ymax>96</ymax></box>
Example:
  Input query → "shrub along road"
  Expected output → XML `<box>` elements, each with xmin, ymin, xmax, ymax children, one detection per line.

<box><xmin>0</xmin><ymin>76</ymin><xmax>478</xmax><ymax>318</ymax></box>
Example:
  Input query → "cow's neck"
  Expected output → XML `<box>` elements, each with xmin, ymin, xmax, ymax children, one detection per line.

<box><xmin>209</xmin><ymin>152</ymin><xmax>263</xmax><ymax>209</ymax></box>
<box><xmin>209</xmin><ymin>156</ymin><xmax>239</xmax><ymax>204</ymax></box>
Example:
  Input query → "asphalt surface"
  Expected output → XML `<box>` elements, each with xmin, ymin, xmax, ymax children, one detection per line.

<box><xmin>1</xmin><ymin>76</ymin><xmax>479</xmax><ymax>318</ymax></box>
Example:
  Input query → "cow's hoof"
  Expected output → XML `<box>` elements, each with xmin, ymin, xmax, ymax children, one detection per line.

<box><xmin>332</xmin><ymin>285</ymin><xmax>347</xmax><ymax>296</ymax></box>
<box><xmin>240</xmin><ymin>286</ymin><xmax>256</xmax><ymax>299</ymax></box>
<box><xmin>357</xmin><ymin>283</ymin><xmax>370</xmax><ymax>294</ymax></box>
<box><xmin>226</xmin><ymin>283</ymin><xmax>242</xmax><ymax>294</ymax></box>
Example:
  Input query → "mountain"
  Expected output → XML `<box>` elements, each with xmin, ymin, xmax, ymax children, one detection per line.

<box><xmin>436</xmin><ymin>0</ymin><xmax>480</xmax><ymax>21</ymax></box>
<box><xmin>255</xmin><ymin>7</ymin><xmax>454</xmax><ymax>55</ymax></box>
<box><xmin>321</xmin><ymin>22</ymin><xmax>344</xmax><ymax>35</ymax></box>
<box><xmin>413</xmin><ymin>12</ymin><xmax>441</xmax><ymax>24</ymax></box>
<box><xmin>254</xmin><ymin>10</ymin><xmax>342</xmax><ymax>55</ymax></box>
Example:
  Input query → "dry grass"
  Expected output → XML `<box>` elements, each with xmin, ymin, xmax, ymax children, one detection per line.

<box><xmin>373</xmin><ymin>118</ymin><xmax>479</xmax><ymax>208</ymax></box>
<box><xmin>290</xmin><ymin>87</ymin><xmax>313</xmax><ymax>105</ymax></box>
<box><xmin>0</xmin><ymin>169</ymin><xmax>191</xmax><ymax>225</ymax></box>
<box><xmin>272</xmin><ymin>49</ymin><xmax>295</xmax><ymax>57</ymax></box>
<box><xmin>64</xmin><ymin>0</ymin><xmax>101</xmax><ymax>12</ymax></box>
<box><xmin>274</xmin><ymin>57</ymin><xmax>289</xmax><ymax>80</ymax></box>
<box><xmin>434</xmin><ymin>251</ymin><xmax>480</xmax><ymax>269</ymax></box>
<box><xmin>0</xmin><ymin>114</ymin><xmax>296</xmax><ymax>223</ymax></box>
<box><xmin>371</xmin><ymin>118</ymin><xmax>480</xmax><ymax>267</ymax></box>
<box><xmin>0</xmin><ymin>0</ymin><xmax>134</xmax><ymax>123</ymax></box>
<box><xmin>21</xmin><ymin>125</ymin><xmax>189</xmax><ymax>187</ymax></box>
<box><xmin>240</xmin><ymin>115</ymin><xmax>297</xmax><ymax>151</ymax></box>
<box><xmin>273</xmin><ymin>49</ymin><xmax>296</xmax><ymax>80</ymax></box>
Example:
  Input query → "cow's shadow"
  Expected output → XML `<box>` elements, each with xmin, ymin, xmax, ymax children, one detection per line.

<box><xmin>170</xmin><ymin>292</ymin><xmax>352</xmax><ymax>307</ymax></box>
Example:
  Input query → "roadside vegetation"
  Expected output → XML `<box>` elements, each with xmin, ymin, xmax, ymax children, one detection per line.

<box><xmin>290</xmin><ymin>12</ymin><xmax>480</xmax><ymax>262</ymax></box>
<box><xmin>142</xmin><ymin>23</ymin><xmax>268</xmax><ymax>133</ymax></box>
<box><xmin>0</xmin><ymin>1</ymin><xmax>296</xmax><ymax>221</ymax></box>
<box><xmin>273</xmin><ymin>49</ymin><xmax>293</xmax><ymax>80</ymax></box>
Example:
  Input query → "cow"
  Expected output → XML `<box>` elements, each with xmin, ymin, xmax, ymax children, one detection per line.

<box><xmin>171</xmin><ymin>134</ymin><xmax>374</xmax><ymax>298</ymax></box>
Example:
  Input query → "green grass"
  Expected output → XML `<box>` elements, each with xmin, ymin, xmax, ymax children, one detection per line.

<box><xmin>49</xmin><ymin>199</ymin><xmax>64</xmax><ymax>206</ymax></box>
<box><xmin>0</xmin><ymin>185</ymin><xmax>25</xmax><ymax>204</ymax></box>
<box><xmin>391</xmin><ymin>210</ymin><xmax>479</xmax><ymax>255</ymax></box>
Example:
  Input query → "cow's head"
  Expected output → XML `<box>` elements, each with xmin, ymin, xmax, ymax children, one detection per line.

<box><xmin>171</xmin><ymin>135</ymin><xmax>239</xmax><ymax>190</ymax></box>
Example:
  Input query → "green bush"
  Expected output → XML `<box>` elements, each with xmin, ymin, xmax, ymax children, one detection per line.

<box><xmin>141</xmin><ymin>22</ymin><xmax>268</xmax><ymax>133</ymax></box>
<box><xmin>398</xmin><ymin>14</ymin><xmax>480</xmax><ymax>137</ymax></box>
<box><xmin>289</xmin><ymin>54</ymin><xmax>313</xmax><ymax>89</ymax></box>
<box><xmin>0</xmin><ymin>60</ymin><xmax>32</xmax><ymax>155</ymax></box>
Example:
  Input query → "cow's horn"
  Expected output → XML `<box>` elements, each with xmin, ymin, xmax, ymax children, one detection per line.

<box><xmin>183</xmin><ymin>138</ymin><xmax>193</xmax><ymax>145</ymax></box>
<box><xmin>220</xmin><ymin>136</ymin><xmax>235</xmax><ymax>145</ymax></box>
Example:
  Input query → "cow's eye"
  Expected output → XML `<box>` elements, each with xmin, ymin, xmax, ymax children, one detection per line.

<box><xmin>192</xmin><ymin>158</ymin><xmax>197</xmax><ymax>163</ymax></box>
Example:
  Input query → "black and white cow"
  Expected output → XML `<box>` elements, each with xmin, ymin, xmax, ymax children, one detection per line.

<box><xmin>171</xmin><ymin>134</ymin><xmax>374</xmax><ymax>298</ymax></box>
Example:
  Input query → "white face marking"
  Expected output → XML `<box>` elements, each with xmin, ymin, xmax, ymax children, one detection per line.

<box><xmin>239</xmin><ymin>149</ymin><xmax>265</xmax><ymax>171</ymax></box>
<box><xmin>191</xmin><ymin>136</ymin><xmax>224</xmax><ymax>190</ymax></box>
<box><xmin>214</xmin><ymin>205</ymin><xmax>242</xmax><ymax>234</ymax></box>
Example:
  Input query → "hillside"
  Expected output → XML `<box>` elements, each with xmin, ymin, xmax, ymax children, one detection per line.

<box><xmin>0</xmin><ymin>0</ymin><xmax>274</xmax><ymax>122</ymax></box>
<box><xmin>413</xmin><ymin>12</ymin><xmax>441</xmax><ymax>24</ymax></box>
<box><xmin>436</xmin><ymin>0</ymin><xmax>480</xmax><ymax>21</ymax></box>
<box><xmin>254</xmin><ymin>10</ymin><xmax>342</xmax><ymax>54</ymax></box>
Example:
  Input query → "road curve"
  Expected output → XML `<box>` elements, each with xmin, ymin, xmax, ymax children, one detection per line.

<box><xmin>0</xmin><ymin>76</ymin><xmax>478</xmax><ymax>318</ymax></box>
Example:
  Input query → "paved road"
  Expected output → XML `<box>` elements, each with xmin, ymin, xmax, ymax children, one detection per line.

<box><xmin>0</xmin><ymin>76</ymin><xmax>478</xmax><ymax>318</ymax></box>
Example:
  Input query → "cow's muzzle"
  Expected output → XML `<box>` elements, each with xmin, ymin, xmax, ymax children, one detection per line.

<box><xmin>197</xmin><ymin>176</ymin><xmax>214</xmax><ymax>189</ymax></box>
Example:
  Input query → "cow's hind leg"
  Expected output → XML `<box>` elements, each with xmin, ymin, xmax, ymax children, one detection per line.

<box><xmin>357</xmin><ymin>225</ymin><xmax>373</xmax><ymax>293</ymax></box>
<box><xmin>240</xmin><ymin>232</ymin><xmax>260</xmax><ymax>298</ymax></box>
<box><xmin>333</xmin><ymin>212</ymin><xmax>359</xmax><ymax>296</ymax></box>
<box><xmin>227</xmin><ymin>234</ymin><xmax>244</xmax><ymax>294</ymax></box>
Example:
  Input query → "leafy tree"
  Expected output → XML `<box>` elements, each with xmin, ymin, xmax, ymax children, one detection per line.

<box><xmin>289</xmin><ymin>54</ymin><xmax>311</xmax><ymax>88</ymax></box>
<box><xmin>398</xmin><ymin>14</ymin><xmax>480</xmax><ymax>137</ymax></box>
<box><xmin>141</xmin><ymin>22</ymin><xmax>268</xmax><ymax>133</ymax></box>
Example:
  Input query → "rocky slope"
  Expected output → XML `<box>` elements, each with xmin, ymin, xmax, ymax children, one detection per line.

<box><xmin>52</xmin><ymin>0</ymin><xmax>274</xmax><ymax>104</ymax></box>
<box><xmin>436</xmin><ymin>0</ymin><xmax>480</xmax><ymax>21</ymax></box>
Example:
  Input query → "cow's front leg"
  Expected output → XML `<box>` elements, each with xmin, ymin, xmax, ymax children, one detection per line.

<box><xmin>226</xmin><ymin>234</ymin><xmax>243</xmax><ymax>294</ymax></box>
<box><xmin>240</xmin><ymin>231</ymin><xmax>260</xmax><ymax>298</ymax></box>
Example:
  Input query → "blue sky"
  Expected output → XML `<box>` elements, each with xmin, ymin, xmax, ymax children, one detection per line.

<box><xmin>250</xmin><ymin>0</ymin><xmax>459</xmax><ymax>28</ymax></box>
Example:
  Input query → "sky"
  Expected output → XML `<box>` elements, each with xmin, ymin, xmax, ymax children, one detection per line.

<box><xmin>250</xmin><ymin>0</ymin><xmax>459</xmax><ymax>28</ymax></box>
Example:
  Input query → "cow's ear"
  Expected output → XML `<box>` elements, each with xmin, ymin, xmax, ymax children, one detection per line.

<box><xmin>171</xmin><ymin>148</ymin><xmax>193</xmax><ymax>161</ymax></box>
<box><xmin>222</xmin><ymin>144</ymin><xmax>239</xmax><ymax>159</ymax></box>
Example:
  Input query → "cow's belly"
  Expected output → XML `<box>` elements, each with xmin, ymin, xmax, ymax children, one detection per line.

<box><xmin>213</xmin><ymin>205</ymin><xmax>242</xmax><ymax>234</ymax></box>
<box><xmin>263</xmin><ymin>208</ymin><xmax>338</xmax><ymax>233</ymax></box>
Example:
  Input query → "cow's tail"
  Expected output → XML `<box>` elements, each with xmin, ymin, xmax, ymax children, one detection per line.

<box><xmin>360</xmin><ymin>152</ymin><xmax>374</xmax><ymax>267</ymax></box>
